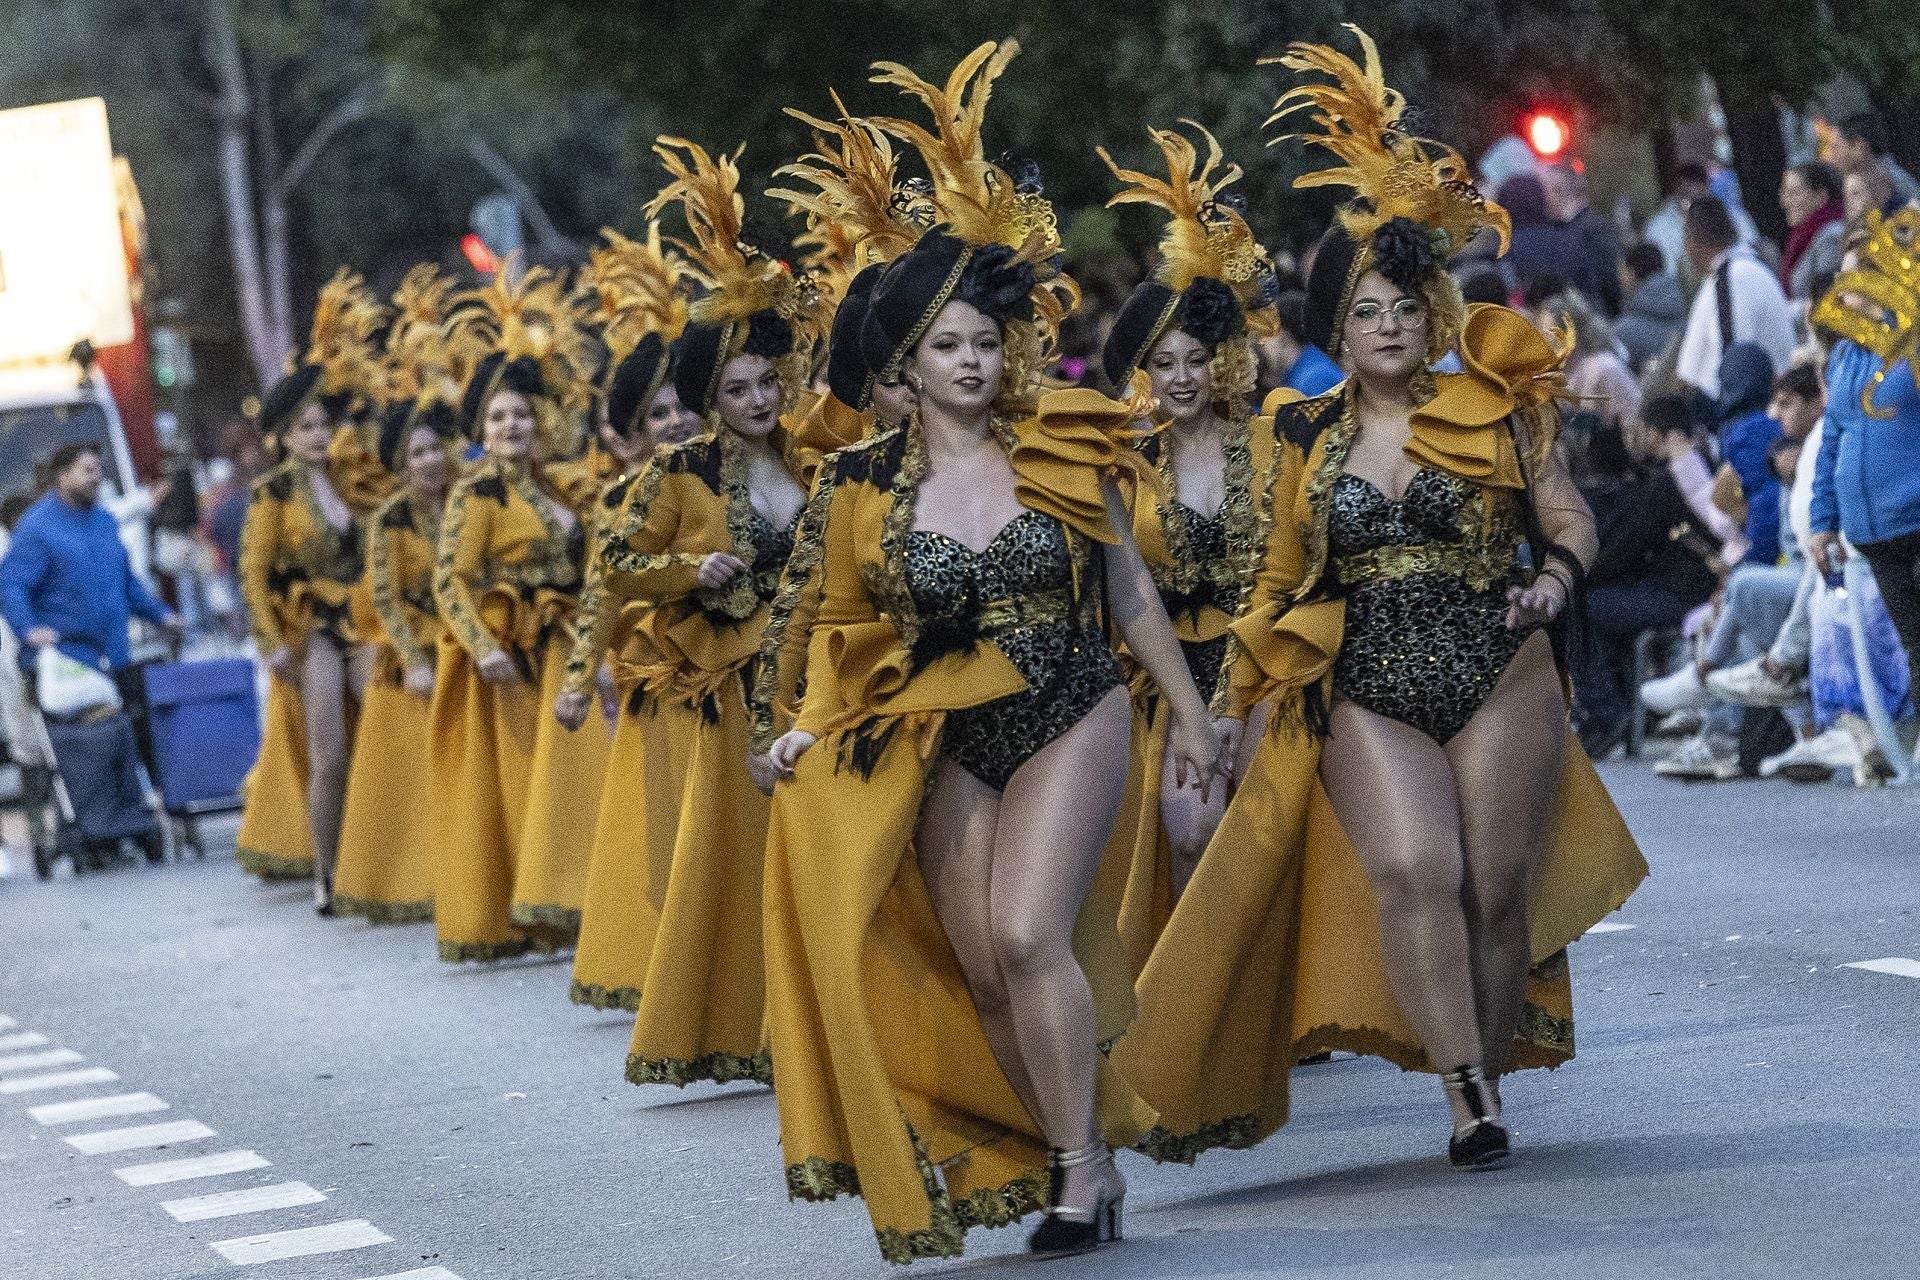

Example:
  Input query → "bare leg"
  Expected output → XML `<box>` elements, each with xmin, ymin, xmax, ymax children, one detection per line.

<box><xmin>916</xmin><ymin>759</ymin><xmax>1040</xmax><ymax>1126</ymax></box>
<box><xmin>299</xmin><ymin>641</ymin><xmax>352</xmax><ymax>907</ymax></box>
<box><xmin>1319</xmin><ymin>698</ymin><xmax>1484</xmax><ymax>1130</ymax></box>
<box><xmin>1159</xmin><ymin>733</ymin><xmax>1226</xmax><ymax>900</ymax></box>
<box><xmin>1444</xmin><ymin>632</ymin><xmax>1568</xmax><ymax>1078</ymax></box>
<box><xmin>991</xmin><ymin>686</ymin><xmax>1132</xmax><ymax>1209</ymax></box>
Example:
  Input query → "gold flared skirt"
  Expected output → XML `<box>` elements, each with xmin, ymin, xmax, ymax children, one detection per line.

<box><xmin>234</xmin><ymin>674</ymin><xmax>312</xmax><ymax>881</ymax></box>
<box><xmin>333</xmin><ymin>671</ymin><xmax>436</xmax><ymax>923</ymax></box>
<box><xmin>510</xmin><ymin>641</ymin><xmax>612</xmax><ymax>937</ymax></box>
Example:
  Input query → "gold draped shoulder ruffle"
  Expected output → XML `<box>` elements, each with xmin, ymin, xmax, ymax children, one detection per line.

<box><xmin>1007</xmin><ymin>384</ymin><xmax>1160</xmax><ymax>545</ymax></box>
<box><xmin>1405</xmin><ymin>303</ymin><xmax>1571</xmax><ymax>490</ymax></box>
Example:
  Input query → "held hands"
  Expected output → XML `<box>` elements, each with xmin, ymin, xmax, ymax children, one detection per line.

<box><xmin>697</xmin><ymin>552</ymin><xmax>747</xmax><ymax>589</ymax></box>
<box><xmin>746</xmin><ymin>752</ymin><xmax>780</xmax><ymax>796</ymax></box>
<box><xmin>764</xmin><ymin>729</ymin><xmax>818</xmax><ymax>785</ymax></box>
<box><xmin>265</xmin><ymin>645</ymin><xmax>297</xmax><ymax>680</ymax></box>
<box><xmin>554</xmin><ymin>689</ymin><xmax>591</xmax><ymax>731</ymax></box>
<box><xmin>403</xmin><ymin>662</ymin><xmax>435</xmax><ymax>698</ymax></box>
<box><xmin>1213</xmin><ymin>716</ymin><xmax>1244</xmax><ymax>784</ymax></box>
<box><xmin>476</xmin><ymin>649</ymin><xmax>519</xmax><ymax>685</ymax></box>
<box><xmin>1506</xmin><ymin>574</ymin><xmax>1567</xmax><ymax>630</ymax></box>
<box><xmin>1169</xmin><ymin>711</ymin><xmax>1225</xmax><ymax>804</ymax></box>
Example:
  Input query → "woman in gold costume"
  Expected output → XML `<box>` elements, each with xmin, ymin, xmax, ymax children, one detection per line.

<box><xmin>1094</xmin><ymin>122</ymin><xmax>1280</xmax><ymax>970</ymax></box>
<box><xmin>560</xmin><ymin>226</ymin><xmax>699</xmax><ymax>1013</ymax></box>
<box><xmin>595</xmin><ymin>138</ymin><xmax>813</xmax><ymax>1087</ymax></box>
<box><xmin>753</xmin><ymin>43</ymin><xmax>1219</xmax><ymax>1262</ymax></box>
<box><xmin>429</xmin><ymin>268</ymin><xmax>597</xmax><ymax>961</ymax></box>
<box><xmin>1115</xmin><ymin>27</ymin><xmax>1647</xmax><ymax>1169</ymax></box>
<box><xmin>333</xmin><ymin>267</ymin><xmax>463</xmax><ymax>925</ymax></box>
<box><xmin>234</xmin><ymin>274</ymin><xmax>384</xmax><ymax>909</ymax></box>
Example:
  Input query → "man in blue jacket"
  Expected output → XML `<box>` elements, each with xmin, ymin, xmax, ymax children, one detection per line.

<box><xmin>1810</xmin><ymin>339</ymin><xmax>1920</xmax><ymax>666</ymax></box>
<box><xmin>0</xmin><ymin>443</ymin><xmax>178</xmax><ymax>675</ymax></box>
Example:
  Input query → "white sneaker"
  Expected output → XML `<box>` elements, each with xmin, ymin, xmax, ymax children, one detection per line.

<box><xmin>1759</xmin><ymin>728</ymin><xmax>1858</xmax><ymax>782</ymax></box>
<box><xmin>1640</xmin><ymin>665</ymin><xmax>1714</xmax><ymax>715</ymax></box>
<box><xmin>1655</xmin><ymin>732</ymin><xmax>1742</xmax><ymax>780</ymax></box>
<box><xmin>1836</xmin><ymin>714</ymin><xmax>1896</xmax><ymax>787</ymax></box>
<box><xmin>1706</xmin><ymin>657</ymin><xmax>1808</xmax><ymax>708</ymax></box>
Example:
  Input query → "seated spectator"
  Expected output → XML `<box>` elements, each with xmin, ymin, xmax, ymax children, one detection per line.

<box><xmin>1675</xmin><ymin>196</ymin><xmax>1797</xmax><ymax>398</ymax></box>
<box><xmin>1843</xmin><ymin>165</ymin><xmax>1898</xmax><ymax>226</ymax></box>
<box><xmin>1714</xmin><ymin>342</ymin><xmax>1788</xmax><ymax>567</ymax></box>
<box><xmin>1779</xmin><ymin>161</ymin><xmax>1847</xmax><ymax>302</ymax></box>
<box><xmin>1832</xmin><ymin>110</ymin><xmax>1920</xmax><ymax>207</ymax></box>
<box><xmin>1614</xmin><ymin>242</ymin><xmax>1685</xmax><ymax>373</ymax></box>
<box><xmin>1260</xmin><ymin>290</ymin><xmax>1345</xmax><ymax>398</ymax></box>
<box><xmin>1532</xmin><ymin>283</ymin><xmax>1641</xmax><ymax>428</ymax></box>
<box><xmin>1572</xmin><ymin>411</ymin><xmax>1727</xmax><ymax>757</ymax></box>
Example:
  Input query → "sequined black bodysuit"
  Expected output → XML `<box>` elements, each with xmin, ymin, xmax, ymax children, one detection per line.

<box><xmin>1328</xmin><ymin>467</ymin><xmax>1528</xmax><ymax>744</ymax></box>
<box><xmin>746</xmin><ymin>506</ymin><xmax>799</xmax><ymax>606</ymax></box>
<box><xmin>905</xmin><ymin>510</ymin><xmax>1122</xmax><ymax>790</ymax></box>
<box><xmin>1162</xmin><ymin>502</ymin><xmax>1234</xmax><ymax>698</ymax></box>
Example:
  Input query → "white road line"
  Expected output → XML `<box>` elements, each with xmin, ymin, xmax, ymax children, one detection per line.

<box><xmin>0</xmin><ymin>1031</ymin><xmax>50</xmax><ymax>1051</ymax></box>
<box><xmin>1842</xmin><ymin>957</ymin><xmax>1920</xmax><ymax>978</ymax></box>
<box><xmin>1586</xmin><ymin>921</ymin><xmax>1637</xmax><ymax>935</ymax></box>
<box><xmin>0</xmin><ymin>1048</ymin><xmax>83</xmax><ymax>1075</ymax></box>
<box><xmin>115</xmin><ymin>1150</ymin><xmax>272</xmax><ymax>1187</ymax></box>
<box><xmin>210</xmin><ymin>1220</ymin><xmax>393</xmax><ymax>1265</ymax></box>
<box><xmin>357</xmin><ymin>1268</ymin><xmax>463</xmax><ymax>1280</ymax></box>
<box><xmin>29</xmin><ymin>1092</ymin><xmax>169</xmax><ymax>1126</ymax></box>
<box><xmin>65</xmin><ymin>1119</ymin><xmax>216</xmax><ymax>1154</ymax></box>
<box><xmin>161</xmin><ymin>1180</ymin><xmax>326</xmax><ymax>1223</ymax></box>
<box><xmin>0</xmin><ymin>1015</ymin><xmax>16</xmax><ymax>1031</ymax></box>
<box><xmin>0</xmin><ymin>1066</ymin><xmax>119</xmax><ymax>1094</ymax></box>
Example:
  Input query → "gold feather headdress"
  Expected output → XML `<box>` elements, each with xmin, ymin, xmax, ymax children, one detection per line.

<box><xmin>1263</xmin><ymin>24</ymin><xmax>1509</xmax><ymax>259</ymax></box>
<box><xmin>305</xmin><ymin>267</ymin><xmax>388</xmax><ymax>405</ymax></box>
<box><xmin>384</xmin><ymin>265</ymin><xmax>465</xmax><ymax>409</ymax></box>
<box><xmin>1099</xmin><ymin>120</ymin><xmax>1278</xmax><ymax>336</ymax></box>
<box><xmin>867</xmin><ymin>39</ymin><xmax>1078</xmax><ymax>332</ymax></box>
<box><xmin>645</xmin><ymin>138</ymin><xmax>806</xmax><ymax>332</ymax></box>
<box><xmin>770</xmin><ymin>93</ymin><xmax>932</xmax><ymax>306</ymax></box>
<box><xmin>577</xmin><ymin>223</ymin><xmax>690</xmax><ymax>365</ymax></box>
<box><xmin>445</xmin><ymin>260</ymin><xmax>596</xmax><ymax>455</ymax></box>
<box><xmin>1813</xmin><ymin>207</ymin><xmax>1920</xmax><ymax>417</ymax></box>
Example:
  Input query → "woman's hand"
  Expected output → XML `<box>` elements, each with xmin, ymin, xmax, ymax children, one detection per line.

<box><xmin>596</xmin><ymin>666</ymin><xmax>621</xmax><ymax>723</ymax></box>
<box><xmin>1808</xmin><ymin>530</ymin><xmax>1847</xmax><ymax>579</ymax></box>
<box><xmin>476</xmin><ymin>649</ymin><xmax>519</xmax><ymax>685</ymax></box>
<box><xmin>697</xmin><ymin>552</ymin><xmax>747</xmax><ymax>589</ymax></box>
<box><xmin>1213</xmin><ymin>716</ymin><xmax>1244</xmax><ymax>784</ymax></box>
<box><xmin>1168</xmin><ymin>711</ymin><xmax>1224</xmax><ymax>804</ymax></box>
<box><xmin>767</xmin><ymin>729</ymin><xmax>818</xmax><ymax>781</ymax></box>
<box><xmin>746</xmin><ymin>752</ymin><xmax>780</xmax><ymax>796</ymax></box>
<box><xmin>554</xmin><ymin>689</ymin><xmax>591</xmax><ymax>731</ymax></box>
<box><xmin>1506</xmin><ymin>574</ymin><xmax>1567</xmax><ymax>630</ymax></box>
<box><xmin>265</xmin><ymin>646</ymin><xmax>297</xmax><ymax>680</ymax></box>
<box><xmin>403</xmin><ymin>662</ymin><xmax>435</xmax><ymax>698</ymax></box>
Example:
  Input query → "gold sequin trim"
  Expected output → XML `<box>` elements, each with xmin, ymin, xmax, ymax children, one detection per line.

<box><xmin>623</xmin><ymin>1047</ymin><xmax>773</xmax><ymax>1088</ymax></box>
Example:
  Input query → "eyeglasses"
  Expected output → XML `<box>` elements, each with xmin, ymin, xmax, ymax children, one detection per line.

<box><xmin>1348</xmin><ymin>298</ymin><xmax>1429</xmax><ymax>333</ymax></box>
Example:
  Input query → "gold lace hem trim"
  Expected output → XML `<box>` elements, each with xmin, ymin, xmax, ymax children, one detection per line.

<box><xmin>236</xmin><ymin>848</ymin><xmax>314</xmax><ymax>880</ymax></box>
<box><xmin>624</xmin><ymin>1047</ymin><xmax>772</xmax><ymax>1088</ymax></box>
<box><xmin>437</xmin><ymin>937</ymin><xmax>562</xmax><ymax>964</ymax></box>
<box><xmin>784</xmin><ymin>1149</ymin><xmax>1049</xmax><ymax>1265</ymax></box>
<box><xmin>509</xmin><ymin>902</ymin><xmax>583</xmax><ymax>934</ymax></box>
<box><xmin>331</xmin><ymin>894</ymin><xmax>433</xmax><ymax>925</ymax></box>
<box><xmin>1134</xmin><ymin>1112</ymin><xmax>1262</xmax><ymax>1165</ymax></box>
<box><xmin>568</xmin><ymin>979</ymin><xmax>641</xmax><ymax>1012</ymax></box>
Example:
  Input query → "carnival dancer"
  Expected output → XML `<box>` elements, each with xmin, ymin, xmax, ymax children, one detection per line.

<box><xmin>559</xmin><ymin>226</ymin><xmax>699</xmax><ymax>1012</ymax></box>
<box><xmin>1114</xmin><ymin>27</ymin><xmax>1647</xmax><ymax>1169</ymax></box>
<box><xmin>1095</xmin><ymin>122</ymin><xmax>1281</xmax><ymax>971</ymax></box>
<box><xmin>333</xmin><ymin>267</ymin><xmax>463</xmax><ymax>925</ymax></box>
<box><xmin>429</xmin><ymin>267</ymin><xmax>597</xmax><ymax>961</ymax></box>
<box><xmin>752</xmin><ymin>42</ymin><xmax>1219</xmax><ymax>1262</ymax></box>
<box><xmin>235</xmin><ymin>273</ymin><xmax>384</xmax><ymax>907</ymax></box>
<box><xmin>601</xmin><ymin>138</ymin><xmax>815</xmax><ymax>1086</ymax></box>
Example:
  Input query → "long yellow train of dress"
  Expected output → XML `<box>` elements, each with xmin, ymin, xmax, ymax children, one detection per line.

<box><xmin>508</xmin><ymin>638</ymin><xmax>611</xmax><ymax>937</ymax></box>
<box><xmin>234</xmin><ymin>675</ymin><xmax>312</xmax><ymax>880</ymax></box>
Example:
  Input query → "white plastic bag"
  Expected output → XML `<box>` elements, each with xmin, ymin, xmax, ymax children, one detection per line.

<box><xmin>35</xmin><ymin>645</ymin><xmax>121</xmax><ymax>719</ymax></box>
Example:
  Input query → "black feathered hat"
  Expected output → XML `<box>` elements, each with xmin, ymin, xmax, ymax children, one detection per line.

<box><xmin>260</xmin><ymin>364</ymin><xmax>324</xmax><ymax>438</ymax></box>
<box><xmin>606</xmin><ymin>333</ymin><xmax>673</xmax><ymax>437</ymax></box>
<box><xmin>824</xmin><ymin>261</ymin><xmax>887</xmax><ymax>412</ymax></box>
<box><xmin>671</xmin><ymin>311</ymin><xmax>795</xmax><ymax>417</ymax></box>
<box><xmin>859</xmin><ymin>226</ymin><xmax>1035</xmax><ymax>384</ymax></box>
<box><xmin>377</xmin><ymin>398</ymin><xmax>461</xmax><ymax>474</ymax></box>
<box><xmin>459</xmin><ymin>352</ymin><xmax>550</xmax><ymax>441</ymax></box>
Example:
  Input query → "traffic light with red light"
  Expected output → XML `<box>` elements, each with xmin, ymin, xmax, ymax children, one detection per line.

<box><xmin>1525</xmin><ymin>110</ymin><xmax>1570</xmax><ymax>161</ymax></box>
<box><xmin>460</xmin><ymin>232</ymin><xmax>498</xmax><ymax>276</ymax></box>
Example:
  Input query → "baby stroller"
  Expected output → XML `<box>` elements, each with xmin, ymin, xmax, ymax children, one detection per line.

<box><xmin>23</xmin><ymin>650</ymin><xmax>171</xmax><ymax>878</ymax></box>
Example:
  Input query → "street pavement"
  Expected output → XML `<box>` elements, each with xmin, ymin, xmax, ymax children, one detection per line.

<box><xmin>1</xmin><ymin>760</ymin><xmax>1918</xmax><ymax>1279</ymax></box>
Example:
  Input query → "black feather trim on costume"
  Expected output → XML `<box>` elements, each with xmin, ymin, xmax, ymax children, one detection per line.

<box><xmin>835</xmin><ymin>717</ymin><xmax>902</xmax><ymax>781</ymax></box>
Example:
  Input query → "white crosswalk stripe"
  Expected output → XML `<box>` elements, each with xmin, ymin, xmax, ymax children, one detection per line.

<box><xmin>1842</xmin><ymin>957</ymin><xmax>1920</xmax><ymax>978</ymax></box>
<box><xmin>29</xmin><ymin>1092</ymin><xmax>169</xmax><ymax>1126</ymax></box>
<box><xmin>161</xmin><ymin>1180</ymin><xmax>326</xmax><ymax>1223</ymax></box>
<box><xmin>114</xmin><ymin>1150</ymin><xmax>272</xmax><ymax>1187</ymax></box>
<box><xmin>0</xmin><ymin>1015</ymin><xmax>16</xmax><ymax>1031</ymax></box>
<box><xmin>65</xmin><ymin>1119</ymin><xmax>216</xmax><ymax>1154</ymax></box>
<box><xmin>1585</xmin><ymin>920</ymin><xmax>1637</xmax><ymax>934</ymax></box>
<box><xmin>356</xmin><ymin>1268</ymin><xmax>464</xmax><ymax>1280</ymax></box>
<box><xmin>0</xmin><ymin>1066</ymin><xmax>119</xmax><ymax>1094</ymax></box>
<box><xmin>0</xmin><ymin>1048</ymin><xmax>83</xmax><ymax>1075</ymax></box>
<box><xmin>210</xmin><ymin>1220</ymin><xmax>393</xmax><ymax>1265</ymax></box>
<box><xmin>0</xmin><ymin>1031</ymin><xmax>50</xmax><ymax>1051</ymax></box>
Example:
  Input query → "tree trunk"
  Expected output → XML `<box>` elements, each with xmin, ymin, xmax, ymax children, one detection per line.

<box><xmin>250</xmin><ymin>55</ymin><xmax>294</xmax><ymax>368</ymax></box>
<box><xmin>1723</xmin><ymin>102</ymin><xmax>1788</xmax><ymax>249</ymax></box>
<box><xmin>203</xmin><ymin>0</ymin><xmax>283</xmax><ymax>390</ymax></box>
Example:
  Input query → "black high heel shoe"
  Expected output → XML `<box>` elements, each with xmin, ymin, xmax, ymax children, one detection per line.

<box><xmin>1440</xmin><ymin>1064</ymin><xmax>1510</xmax><ymax>1169</ymax></box>
<box><xmin>1027</xmin><ymin>1142</ymin><xmax>1124</xmax><ymax>1257</ymax></box>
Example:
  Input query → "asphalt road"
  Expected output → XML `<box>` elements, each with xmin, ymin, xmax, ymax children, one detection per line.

<box><xmin>2</xmin><ymin>761</ymin><xmax>1917</xmax><ymax>1280</ymax></box>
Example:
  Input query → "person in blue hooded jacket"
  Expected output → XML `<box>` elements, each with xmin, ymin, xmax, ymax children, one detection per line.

<box><xmin>1809</xmin><ymin>339</ymin><xmax>1920</xmax><ymax>665</ymax></box>
<box><xmin>1715</xmin><ymin>341</ymin><xmax>1786</xmax><ymax>567</ymax></box>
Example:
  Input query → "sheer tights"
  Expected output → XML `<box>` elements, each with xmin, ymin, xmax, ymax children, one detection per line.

<box><xmin>298</xmin><ymin>639</ymin><xmax>375</xmax><ymax>904</ymax></box>
<box><xmin>917</xmin><ymin>684</ymin><xmax>1132</xmax><ymax>1204</ymax></box>
<box><xmin>1318</xmin><ymin>631</ymin><xmax>1568</xmax><ymax>1123</ymax></box>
